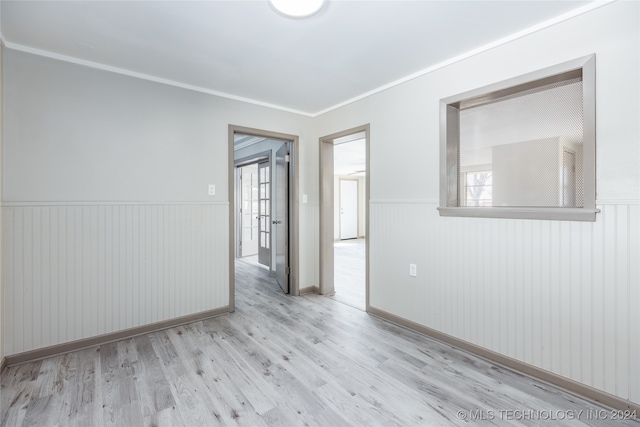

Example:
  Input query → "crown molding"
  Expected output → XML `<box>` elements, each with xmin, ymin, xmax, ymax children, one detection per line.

<box><xmin>313</xmin><ymin>0</ymin><xmax>617</xmax><ymax>117</ymax></box>
<box><xmin>2</xmin><ymin>40</ymin><xmax>315</xmax><ymax>117</ymax></box>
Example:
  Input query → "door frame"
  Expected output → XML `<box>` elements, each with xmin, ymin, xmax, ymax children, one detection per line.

<box><xmin>319</xmin><ymin>124</ymin><xmax>370</xmax><ymax>310</ymax></box>
<box><xmin>228</xmin><ymin>125</ymin><xmax>300</xmax><ymax>311</ymax></box>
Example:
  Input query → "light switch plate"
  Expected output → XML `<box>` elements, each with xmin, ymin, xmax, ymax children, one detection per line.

<box><xmin>208</xmin><ymin>184</ymin><xmax>216</xmax><ymax>196</ymax></box>
<box><xmin>302</xmin><ymin>194</ymin><xmax>308</xmax><ymax>204</ymax></box>
<box><xmin>409</xmin><ymin>264</ymin><xmax>417</xmax><ymax>277</ymax></box>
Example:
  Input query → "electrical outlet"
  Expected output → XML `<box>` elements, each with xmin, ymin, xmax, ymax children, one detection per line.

<box><xmin>208</xmin><ymin>184</ymin><xmax>216</xmax><ymax>196</ymax></box>
<box><xmin>409</xmin><ymin>264</ymin><xmax>417</xmax><ymax>277</ymax></box>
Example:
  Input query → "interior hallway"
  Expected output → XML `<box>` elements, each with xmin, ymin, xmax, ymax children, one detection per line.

<box><xmin>1</xmin><ymin>260</ymin><xmax>632</xmax><ymax>426</ymax></box>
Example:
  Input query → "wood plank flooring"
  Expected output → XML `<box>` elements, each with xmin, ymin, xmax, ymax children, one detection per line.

<box><xmin>329</xmin><ymin>238</ymin><xmax>366</xmax><ymax>311</ymax></box>
<box><xmin>2</xmin><ymin>260</ymin><xmax>638</xmax><ymax>426</ymax></box>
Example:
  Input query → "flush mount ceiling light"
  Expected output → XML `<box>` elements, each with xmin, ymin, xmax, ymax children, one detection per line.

<box><xmin>269</xmin><ymin>0</ymin><xmax>326</xmax><ymax>18</ymax></box>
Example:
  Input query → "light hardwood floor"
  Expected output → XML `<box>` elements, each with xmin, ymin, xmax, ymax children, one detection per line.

<box><xmin>329</xmin><ymin>238</ymin><xmax>366</xmax><ymax>310</ymax></box>
<box><xmin>1</xmin><ymin>260</ymin><xmax>638</xmax><ymax>426</ymax></box>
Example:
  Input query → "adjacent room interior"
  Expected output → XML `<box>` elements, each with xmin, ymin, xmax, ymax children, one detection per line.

<box><xmin>330</xmin><ymin>134</ymin><xmax>367</xmax><ymax>310</ymax></box>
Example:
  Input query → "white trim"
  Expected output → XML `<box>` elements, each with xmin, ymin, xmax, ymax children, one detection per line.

<box><xmin>1</xmin><ymin>201</ymin><xmax>230</xmax><ymax>207</ymax></box>
<box><xmin>596</xmin><ymin>199</ymin><xmax>640</xmax><ymax>205</ymax></box>
<box><xmin>437</xmin><ymin>207</ymin><xmax>600</xmax><ymax>222</ymax></box>
<box><xmin>1</xmin><ymin>0</ymin><xmax>615</xmax><ymax>117</ymax></box>
<box><xmin>370</xmin><ymin>199</ymin><xmax>438</xmax><ymax>205</ymax></box>
<box><xmin>370</xmin><ymin>199</ymin><xmax>640</xmax><ymax>206</ymax></box>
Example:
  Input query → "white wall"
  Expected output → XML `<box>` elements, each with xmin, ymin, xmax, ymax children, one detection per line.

<box><xmin>2</xmin><ymin>49</ymin><xmax>315</xmax><ymax>355</ymax></box>
<box><xmin>315</xmin><ymin>1</ymin><xmax>639</xmax><ymax>406</ymax></box>
<box><xmin>492</xmin><ymin>137</ymin><xmax>576</xmax><ymax>207</ymax></box>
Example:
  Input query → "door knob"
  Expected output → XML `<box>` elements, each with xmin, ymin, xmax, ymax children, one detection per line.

<box><xmin>272</xmin><ymin>220</ymin><xmax>282</xmax><ymax>224</ymax></box>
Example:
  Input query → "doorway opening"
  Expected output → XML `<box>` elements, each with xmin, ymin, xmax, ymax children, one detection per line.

<box><xmin>229</xmin><ymin>126</ymin><xmax>300</xmax><ymax>310</ymax></box>
<box><xmin>320</xmin><ymin>125</ymin><xmax>369</xmax><ymax>311</ymax></box>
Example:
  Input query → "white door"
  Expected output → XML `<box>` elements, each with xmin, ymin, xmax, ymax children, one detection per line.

<box><xmin>340</xmin><ymin>179</ymin><xmax>358</xmax><ymax>240</ymax></box>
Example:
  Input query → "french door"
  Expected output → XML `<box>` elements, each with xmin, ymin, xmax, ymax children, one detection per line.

<box><xmin>258</xmin><ymin>161</ymin><xmax>271</xmax><ymax>267</ymax></box>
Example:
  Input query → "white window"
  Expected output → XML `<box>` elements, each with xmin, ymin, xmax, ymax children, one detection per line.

<box><xmin>461</xmin><ymin>171</ymin><xmax>493</xmax><ymax>207</ymax></box>
<box><xmin>439</xmin><ymin>55</ymin><xmax>598</xmax><ymax>221</ymax></box>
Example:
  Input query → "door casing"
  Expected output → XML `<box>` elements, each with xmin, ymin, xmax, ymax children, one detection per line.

<box><xmin>229</xmin><ymin>125</ymin><xmax>300</xmax><ymax>311</ymax></box>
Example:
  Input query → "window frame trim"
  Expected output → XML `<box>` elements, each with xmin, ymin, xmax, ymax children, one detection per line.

<box><xmin>438</xmin><ymin>54</ymin><xmax>598</xmax><ymax>221</ymax></box>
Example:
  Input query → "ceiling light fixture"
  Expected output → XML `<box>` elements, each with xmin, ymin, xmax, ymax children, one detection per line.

<box><xmin>269</xmin><ymin>0</ymin><xmax>325</xmax><ymax>18</ymax></box>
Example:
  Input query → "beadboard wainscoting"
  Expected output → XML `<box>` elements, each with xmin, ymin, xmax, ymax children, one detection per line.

<box><xmin>2</xmin><ymin>202</ymin><xmax>229</xmax><ymax>357</ymax></box>
<box><xmin>298</xmin><ymin>203</ymin><xmax>319</xmax><ymax>295</ymax></box>
<box><xmin>369</xmin><ymin>200</ymin><xmax>640</xmax><ymax>406</ymax></box>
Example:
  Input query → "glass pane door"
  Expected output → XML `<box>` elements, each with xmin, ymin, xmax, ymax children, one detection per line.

<box><xmin>258</xmin><ymin>161</ymin><xmax>271</xmax><ymax>267</ymax></box>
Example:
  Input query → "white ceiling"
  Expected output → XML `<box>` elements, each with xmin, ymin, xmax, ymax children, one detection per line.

<box><xmin>1</xmin><ymin>0</ymin><xmax>597</xmax><ymax>116</ymax></box>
